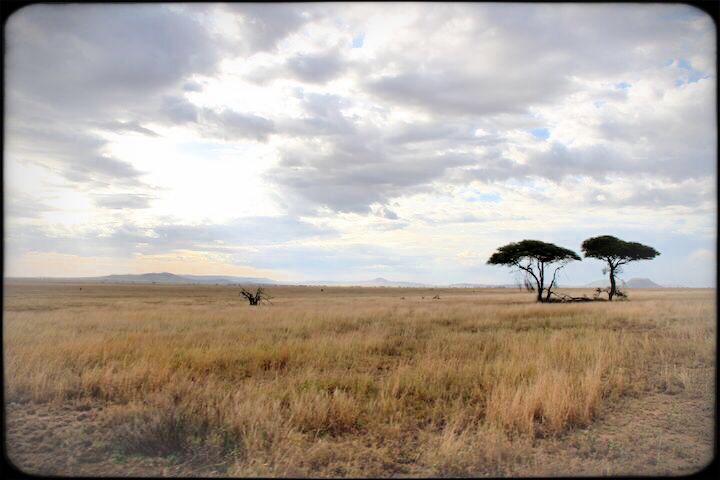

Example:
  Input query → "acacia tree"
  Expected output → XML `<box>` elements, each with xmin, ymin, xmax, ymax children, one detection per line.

<box><xmin>487</xmin><ymin>240</ymin><xmax>581</xmax><ymax>302</ymax></box>
<box><xmin>581</xmin><ymin>235</ymin><xmax>659</xmax><ymax>301</ymax></box>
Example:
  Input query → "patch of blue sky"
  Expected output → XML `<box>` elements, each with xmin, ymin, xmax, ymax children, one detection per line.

<box><xmin>529</xmin><ymin>127</ymin><xmax>550</xmax><ymax>140</ymax></box>
<box><xmin>615</xmin><ymin>81</ymin><xmax>631</xmax><ymax>90</ymax></box>
<box><xmin>351</xmin><ymin>33</ymin><xmax>365</xmax><ymax>48</ymax></box>
<box><xmin>503</xmin><ymin>178</ymin><xmax>547</xmax><ymax>193</ymax></box>
<box><xmin>467</xmin><ymin>192</ymin><xmax>501</xmax><ymax>203</ymax></box>
<box><xmin>677</xmin><ymin>58</ymin><xmax>708</xmax><ymax>84</ymax></box>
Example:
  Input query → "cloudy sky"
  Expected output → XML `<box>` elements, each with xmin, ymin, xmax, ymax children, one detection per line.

<box><xmin>4</xmin><ymin>3</ymin><xmax>716</xmax><ymax>286</ymax></box>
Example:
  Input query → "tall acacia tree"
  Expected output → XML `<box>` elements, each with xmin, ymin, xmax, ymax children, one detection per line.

<box><xmin>487</xmin><ymin>240</ymin><xmax>581</xmax><ymax>302</ymax></box>
<box><xmin>581</xmin><ymin>235</ymin><xmax>660</xmax><ymax>301</ymax></box>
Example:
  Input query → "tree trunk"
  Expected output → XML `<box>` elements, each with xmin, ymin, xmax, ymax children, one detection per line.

<box><xmin>537</xmin><ymin>263</ymin><xmax>545</xmax><ymax>302</ymax></box>
<box><xmin>608</xmin><ymin>266</ymin><xmax>616</xmax><ymax>301</ymax></box>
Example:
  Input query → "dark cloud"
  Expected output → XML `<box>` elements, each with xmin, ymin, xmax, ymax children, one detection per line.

<box><xmin>242</xmin><ymin>46</ymin><xmax>346</xmax><ymax>86</ymax></box>
<box><xmin>6</xmin><ymin>4</ymin><xmax>220</xmax><ymax>115</ymax></box>
<box><xmin>386</xmin><ymin>121</ymin><xmax>481</xmax><ymax>146</ymax></box>
<box><xmin>182</xmin><ymin>80</ymin><xmax>204</xmax><ymax>92</ymax></box>
<box><xmin>284</xmin><ymin>49</ymin><xmax>346</xmax><ymax>83</ymax></box>
<box><xmin>93</xmin><ymin>194</ymin><xmax>155</xmax><ymax>210</ymax></box>
<box><xmin>268</xmin><ymin>137</ymin><xmax>475</xmax><ymax>214</ymax></box>
<box><xmin>454</xmin><ymin>134</ymin><xmax>715</xmax><ymax>197</ymax></box>
<box><xmin>367</xmin><ymin>70</ymin><xmax>572</xmax><ymax>117</ymax></box>
<box><xmin>62</xmin><ymin>155</ymin><xmax>145</xmax><ymax>187</ymax></box>
<box><xmin>277</xmin><ymin>92</ymin><xmax>356</xmax><ymax>137</ymax></box>
<box><xmin>92</xmin><ymin>120</ymin><xmax>159</xmax><ymax>137</ymax></box>
<box><xmin>524</xmin><ymin>143</ymin><xmax>623</xmax><ymax>181</ymax></box>
<box><xmin>267</xmin><ymin>92</ymin><xmax>491</xmax><ymax>213</ymax></box>
<box><xmin>372</xmin><ymin>205</ymin><xmax>399</xmax><ymax>220</ymax></box>
<box><xmin>4</xmin><ymin>3</ymin><xmax>715</xmax><ymax>235</ymax></box>
<box><xmin>6</xmin><ymin>123</ymin><xmax>145</xmax><ymax>188</ymax></box>
<box><xmin>5</xmin><ymin>4</ymin><xmax>223</xmax><ymax>192</ymax></box>
<box><xmin>524</xmin><ymin>136</ymin><xmax>715</xmax><ymax>184</ymax></box>
<box><xmin>223</xmin><ymin>3</ymin><xmax>317</xmax><ymax>53</ymax></box>
<box><xmin>200</xmin><ymin>109</ymin><xmax>275</xmax><ymax>142</ymax></box>
<box><xmin>160</xmin><ymin>95</ymin><xmax>200</xmax><ymax>124</ymax></box>
<box><xmin>5</xmin><ymin>193</ymin><xmax>55</xmax><ymax>219</ymax></box>
<box><xmin>361</xmin><ymin>3</ymin><xmax>711</xmax><ymax>117</ymax></box>
<box><xmin>585</xmin><ymin>181</ymin><xmax>714</xmax><ymax>208</ymax></box>
<box><xmin>155</xmin><ymin>95</ymin><xmax>275</xmax><ymax>141</ymax></box>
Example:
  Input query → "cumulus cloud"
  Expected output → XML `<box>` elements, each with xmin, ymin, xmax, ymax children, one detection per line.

<box><xmin>3</xmin><ymin>3</ymin><xmax>715</xmax><ymax>285</ymax></box>
<box><xmin>6</xmin><ymin>4</ymin><xmax>219</xmax><ymax>115</ymax></box>
<box><xmin>156</xmin><ymin>95</ymin><xmax>276</xmax><ymax>140</ymax></box>
<box><xmin>222</xmin><ymin>3</ymin><xmax>317</xmax><ymax>53</ymax></box>
<box><xmin>268</xmin><ymin>136</ymin><xmax>475</xmax><ymax>214</ymax></box>
<box><xmin>5</xmin><ymin>4</ymin><xmax>223</xmax><ymax>194</ymax></box>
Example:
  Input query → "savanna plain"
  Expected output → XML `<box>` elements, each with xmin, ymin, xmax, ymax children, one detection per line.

<box><xmin>3</xmin><ymin>282</ymin><xmax>716</xmax><ymax>476</ymax></box>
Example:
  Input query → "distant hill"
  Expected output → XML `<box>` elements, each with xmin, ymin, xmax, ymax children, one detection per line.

<box><xmin>70</xmin><ymin>272</ymin><xmax>277</xmax><ymax>285</ymax></box>
<box><xmin>298</xmin><ymin>277</ymin><xmax>431</xmax><ymax>288</ymax></box>
<box><xmin>7</xmin><ymin>274</ymin><xmax>537</xmax><ymax>288</ymax></box>
<box><xmin>583</xmin><ymin>277</ymin><xmax>663</xmax><ymax>288</ymax></box>
<box><xmin>103</xmin><ymin>272</ymin><xmax>187</xmax><ymax>283</ymax></box>
<box><xmin>295</xmin><ymin>279</ymin><xmax>518</xmax><ymax>288</ymax></box>
<box><xmin>624</xmin><ymin>278</ymin><xmax>663</xmax><ymax>288</ymax></box>
<box><xmin>180</xmin><ymin>275</ymin><xmax>277</xmax><ymax>285</ymax></box>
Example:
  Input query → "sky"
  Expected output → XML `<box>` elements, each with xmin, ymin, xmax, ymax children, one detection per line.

<box><xmin>4</xmin><ymin>3</ymin><xmax>717</xmax><ymax>287</ymax></box>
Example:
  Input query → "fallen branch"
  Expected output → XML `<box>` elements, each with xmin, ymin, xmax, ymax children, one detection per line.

<box><xmin>547</xmin><ymin>292</ymin><xmax>604</xmax><ymax>303</ymax></box>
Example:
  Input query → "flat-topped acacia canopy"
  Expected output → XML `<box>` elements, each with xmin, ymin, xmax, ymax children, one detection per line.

<box><xmin>487</xmin><ymin>240</ymin><xmax>581</xmax><ymax>302</ymax></box>
<box><xmin>581</xmin><ymin>235</ymin><xmax>659</xmax><ymax>301</ymax></box>
<box><xmin>487</xmin><ymin>240</ymin><xmax>581</xmax><ymax>266</ymax></box>
<box><xmin>581</xmin><ymin>235</ymin><xmax>659</xmax><ymax>262</ymax></box>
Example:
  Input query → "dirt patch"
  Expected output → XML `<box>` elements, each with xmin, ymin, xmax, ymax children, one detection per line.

<box><xmin>5</xmin><ymin>402</ymin><xmax>221</xmax><ymax>477</ymax></box>
<box><xmin>512</xmin><ymin>366</ymin><xmax>715</xmax><ymax>476</ymax></box>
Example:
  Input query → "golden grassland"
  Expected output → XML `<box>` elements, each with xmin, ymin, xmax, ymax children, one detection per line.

<box><xmin>3</xmin><ymin>283</ymin><xmax>716</xmax><ymax>476</ymax></box>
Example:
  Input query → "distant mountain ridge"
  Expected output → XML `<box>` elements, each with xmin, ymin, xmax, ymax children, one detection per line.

<box><xmin>8</xmin><ymin>273</ymin><xmax>670</xmax><ymax>288</ymax></box>
<box><xmin>298</xmin><ymin>277</ymin><xmax>431</xmax><ymax>288</ymax></box>
<box><xmin>583</xmin><ymin>277</ymin><xmax>664</xmax><ymax>288</ymax></box>
<box><xmin>9</xmin><ymin>273</ymin><xmax>515</xmax><ymax>288</ymax></box>
<box><xmin>287</xmin><ymin>278</ymin><xmax>517</xmax><ymax>288</ymax></box>
<box><xmin>83</xmin><ymin>272</ymin><xmax>277</xmax><ymax>285</ymax></box>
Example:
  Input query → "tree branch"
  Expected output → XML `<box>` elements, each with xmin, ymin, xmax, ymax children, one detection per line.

<box><xmin>545</xmin><ymin>263</ymin><xmax>566</xmax><ymax>301</ymax></box>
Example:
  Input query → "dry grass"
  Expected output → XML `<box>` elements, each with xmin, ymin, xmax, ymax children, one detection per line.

<box><xmin>3</xmin><ymin>283</ymin><xmax>715</xmax><ymax>476</ymax></box>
